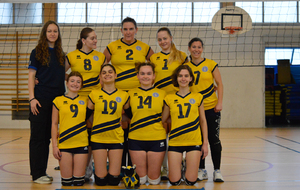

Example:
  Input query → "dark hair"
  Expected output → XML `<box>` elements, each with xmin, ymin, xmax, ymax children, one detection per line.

<box><xmin>121</xmin><ymin>17</ymin><xmax>137</xmax><ymax>29</ymax></box>
<box><xmin>76</xmin><ymin>27</ymin><xmax>94</xmax><ymax>49</ymax></box>
<box><xmin>135</xmin><ymin>62</ymin><xmax>155</xmax><ymax>73</ymax></box>
<box><xmin>36</xmin><ymin>20</ymin><xmax>65</xmax><ymax>66</ymax></box>
<box><xmin>67</xmin><ymin>71</ymin><xmax>83</xmax><ymax>88</ymax></box>
<box><xmin>157</xmin><ymin>27</ymin><xmax>185</xmax><ymax>64</ymax></box>
<box><xmin>188</xmin><ymin>37</ymin><xmax>204</xmax><ymax>48</ymax></box>
<box><xmin>100</xmin><ymin>64</ymin><xmax>116</xmax><ymax>74</ymax></box>
<box><xmin>172</xmin><ymin>65</ymin><xmax>195</xmax><ymax>87</ymax></box>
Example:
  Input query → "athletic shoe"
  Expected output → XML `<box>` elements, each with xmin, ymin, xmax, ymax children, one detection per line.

<box><xmin>161</xmin><ymin>166</ymin><xmax>168</xmax><ymax>180</ymax></box>
<box><xmin>198</xmin><ymin>169</ymin><xmax>208</xmax><ymax>181</ymax></box>
<box><xmin>213</xmin><ymin>169</ymin><xmax>224</xmax><ymax>182</ymax></box>
<box><xmin>46</xmin><ymin>174</ymin><xmax>53</xmax><ymax>181</ymax></box>
<box><xmin>33</xmin><ymin>176</ymin><xmax>52</xmax><ymax>184</ymax></box>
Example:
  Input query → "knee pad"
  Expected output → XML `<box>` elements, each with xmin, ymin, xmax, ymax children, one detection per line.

<box><xmin>94</xmin><ymin>173</ymin><xmax>108</xmax><ymax>186</ymax></box>
<box><xmin>139</xmin><ymin>175</ymin><xmax>147</xmax><ymax>185</ymax></box>
<box><xmin>73</xmin><ymin>175</ymin><xmax>85</xmax><ymax>186</ymax></box>
<box><xmin>148</xmin><ymin>176</ymin><xmax>161</xmax><ymax>185</ymax></box>
<box><xmin>107</xmin><ymin>173</ymin><xmax>121</xmax><ymax>186</ymax></box>
<box><xmin>61</xmin><ymin>177</ymin><xmax>73</xmax><ymax>186</ymax></box>
<box><xmin>185</xmin><ymin>178</ymin><xmax>197</xmax><ymax>186</ymax></box>
<box><xmin>169</xmin><ymin>178</ymin><xmax>181</xmax><ymax>186</ymax></box>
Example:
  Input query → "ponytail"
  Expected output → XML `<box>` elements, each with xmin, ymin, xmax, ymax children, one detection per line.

<box><xmin>76</xmin><ymin>39</ymin><xmax>83</xmax><ymax>50</ymax></box>
<box><xmin>168</xmin><ymin>42</ymin><xmax>185</xmax><ymax>65</ymax></box>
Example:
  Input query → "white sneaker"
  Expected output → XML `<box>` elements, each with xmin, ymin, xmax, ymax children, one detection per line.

<box><xmin>33</xmin><ymin>176</ymin><xmax>52</xmax><ymax>184</ymax></box>
<box><xmin>198</xmin><ymin>169</ymin><xmax>208</xmax><ymax>181</ymax></box>
<box><xmin>161</xmin><ymin>167</ymin><xmax>168</xmax><ymax>180</ymax></box>
<box><xmin>46</xmin><ymin>174</ymin><xmax>53</xmax><ymax>181</ymax></box>
<box><xmin>213</xmin><ymin>169</ymin><xmax>224</xmax><ymax>182</ymax></box>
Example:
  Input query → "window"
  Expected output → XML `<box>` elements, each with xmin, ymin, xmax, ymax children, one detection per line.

<box><xmin>264</xmin><ymin>1</ymin><xmax>297</xmax><ymax>23</ymax></box>
<box><xmin>15</xmin><ymin>3</ymin><xmax>42</xmax><ymax>24</ymax></box>
<box><xmin>194</xmin><ymin>2</ymin><xmax>219</xmax><ymax>23</ymax></box>
<box><xmin>0</xmin><ymin>3</ymin><xmax>13</xmax><ymax>24</ymax></box>
<box><xmin>158</xmin><ymin>2</ymin><xmax>192</xmax><ymax>23</ymax></box>
<box><xmin>123</xmin><ymin>2</ymin><xmax>156</xmax><ymax>23</ymax></box>
<box><xmin>265</xmin><ymin>48</ymin><xmax>300</xmax><ymax>65</ymax></box>
<box><xmin>88</xmin><ymin>3</ymin><xmax>121</xmax><ymax>23</ymax></box>
<box><xmin>58</xmin><ymin>3</ymin><xmax>86</xmax><ymax>23</ymax></box>
<box><xmin>235</xmin><ymin>2</ymin><xmax>263</xmax><ymax>23</ymax></box>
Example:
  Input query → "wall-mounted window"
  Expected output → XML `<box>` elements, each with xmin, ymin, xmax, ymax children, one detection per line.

<box><xmin>0</xmin><ymin>3</ymin><xmax>13</xmax><ymax>24</ymax></box>
<box><xmin>264</xmin><ymin>1</ymin><xmax>297</xmax><ymax>23</ymax></box>
<box><xmin>58</xmin><ymin>3</ymin><xmax>86</xmax><ymax>23</ymax></box>
<box><xmin>194</xmin><ymin>2</ymin><xmax>219</xmax><ymax>23</ymax></box>
<box><xmin>123</xmin><ymin>2</ymin><xmax>156</xmax><ymax>23</ymax></box>
<box><xmin>158</xmin><ymin>2</ymin><xmax>192</xmax><ymax>23</ymax></box>
<box><xmin>235</xmin><ymin>2</ymin><xmax>263</xmax><ymax>23</ymax></box>
<box><xmin>15</xmin><ymin>3</ymin><xmax>42</xmax><ymax>24</ymax></box>
<box><xmin>88</xmin><ymin>3</ymin><xmax>121</xmax><ymax>23</ymax></box>
<box><xmin>265</xmin><ymin>48</ymin><xmax>300</xmax><ymax>65</ymax></box>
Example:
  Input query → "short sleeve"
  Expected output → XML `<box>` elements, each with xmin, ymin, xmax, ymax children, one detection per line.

<box><xmin>28</xmin><ymin>49</ymin><xmax>38</xmax><ymax>70</ymax></box>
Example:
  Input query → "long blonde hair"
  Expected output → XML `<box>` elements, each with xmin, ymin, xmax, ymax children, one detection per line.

<box><xmin>157</xmin><ymin>27</ymin><xmax>185</xmax><ymax>64</ymax></box>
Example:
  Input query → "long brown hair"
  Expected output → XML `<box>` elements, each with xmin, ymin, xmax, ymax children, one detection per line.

<box><xmin>157</xmin><ymin>27</ymin><xmax>185</xmax><ymax>65</ymax></box>
<box><xmin>35</xmin><ymin>20</ymin><xmax>65</xmax><ymax>66</ymax></box>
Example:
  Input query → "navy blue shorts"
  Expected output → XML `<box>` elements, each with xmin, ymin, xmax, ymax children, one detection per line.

<box><xmin>168</xmin><ymin>145</ymin><xmax>202</xmax><ymax>153</ymax></box>
<box><xmin>128</xmin><ymin>139</ymin><xmax>166</xmax><ymax>152</ymax></box>
<box><xmin>60</xmin><ymin>146</ymin><xmax>89</xmax><ymax>154</ymax></box>
<box><xmin>90</xmin><ymin>142</ymin><xmax>124</xmax><ymax>150</ymax></box>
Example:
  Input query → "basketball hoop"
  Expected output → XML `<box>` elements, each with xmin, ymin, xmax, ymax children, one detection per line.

<box><xmin>224</xmin><ymin>26</ymin><xmax>243</xmax><ymax>35</ymax></box>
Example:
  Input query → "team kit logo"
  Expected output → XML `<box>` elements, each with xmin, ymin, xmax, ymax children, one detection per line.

<box><xmin>136</xmin><ymin>46</ymin><xmax>141</xmax><ymax>51</ymax></box>
<box><xmin>93</xmin><ymin>56</ymin><xmax>99</xmax><ymax>61</ymax></box>
<box><xmin>115</xmin><ymin>97</ymin><xmax>122</xmax><ymax>102</ymax></box>
<box><xmin>189</xmin><ymin>98</ymin><xmax>196</xmax><ymax>104</ymax></box>
<box><xmin>152</xmin><ymin>92</ymin><xmax>159</xmax><ymax>97</ymax></box>
<box><xmin>202</xmin><ymin>66</ymin><xmax>208</xmax><ymax>72</ymax></box>
<box><xmin>78</xmin><ymin>100</ymin><xmax>85</xmax><ymax>105</ymax></box>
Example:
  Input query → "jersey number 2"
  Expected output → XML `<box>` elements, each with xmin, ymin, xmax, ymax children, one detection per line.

<box><xmin>126</xmin><ymin>49</ymin><xmax>133</xmax><ymax>60</ymax></box>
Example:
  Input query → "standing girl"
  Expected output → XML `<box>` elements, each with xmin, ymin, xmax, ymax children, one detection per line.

<box><xmin>162</xmin><ymin>65</ymin><xmax>208</xmax><ymax>186</ymax></box>
<box><xmin>186</xmin><ymin>37</ymin><xmax>224</xmax><ymax>182</ymax></box>
<box><xmin>28</xmin><ymin>20</ymin><xmax>65</xmax><ymax>184</ymax></box>
<box><xmin>127</xmin><ymin>62</ymin><xmax>166</xmax><ymax>185</ymax></box>
<box><xmin>150</xmin><ymin>27</ymin><xmax>188</xmax><ymax>179</ymax></box>
<box><xmin>52</xmin><ymin>71</ymin><xmax>89</xmax><ymax>186</ymax></box>
<box><xmin>87</xmin><ymin>64</ymin><xmax>129</xmax><ymax>186</ymax></box>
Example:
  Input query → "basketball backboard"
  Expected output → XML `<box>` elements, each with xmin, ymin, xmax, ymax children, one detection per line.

<box><xmin>212</xmin><ymin>6</ymin><xmax>252</xmax><ymax>35</ymax></box>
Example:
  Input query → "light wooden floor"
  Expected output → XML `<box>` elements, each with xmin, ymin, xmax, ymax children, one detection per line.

<box><xmin>0</xmin><ymin>128</ymin><xmax>300</xmax><ymax>190</ymax></box>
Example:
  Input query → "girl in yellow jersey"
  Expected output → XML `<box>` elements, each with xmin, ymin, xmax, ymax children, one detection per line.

<box><xmin>150</xmin><ymin>27</ymin><xmax>188</xmax><ymax>179</ymax></box>
<box><xmin>127</xmin><ymin>62</ymin><xmax>166</xmax><ymax>185</ymax></box>
<box><xmin>65</xmin><ymin>27</ymin><xmax>106</xmax><ymax>181</ymax></box>
<box><xmin>186</xmin><ymin>37</ymin><xmax>224</xmax><ymax>182</ymax></box>
<box><xmin>162</xmin><ymin>65</ymin><xmax>208</xmax><ymax>186</ymax></box>
<box><xmin>65</xmin><ymin>27</ymin><xmax>106</xmax><ymax>96</ymax></box>
<box><xmin>103</xmin><ymin>17</ymin><xmax>154</xmax><ymax>170</ymax></box>
<box><xmin>87</xmin><ymin>64</ymin><xmax>129</xmax><ymax>186</ymax></box>
<box><xmin>52</xmin><ymin>71</ymin><xmax>89</xmax><ymax>186</ymax></box>
<box><xmin>103</xmin><ymin>17</ymin><xmax>154</xmax><ymax>91</ymax></box>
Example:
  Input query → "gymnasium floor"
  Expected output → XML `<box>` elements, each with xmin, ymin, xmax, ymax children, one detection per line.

<box><xmin>0</xmin><ymin>127</ymin><xmax>299</xmax><ymax>190</ymax></box>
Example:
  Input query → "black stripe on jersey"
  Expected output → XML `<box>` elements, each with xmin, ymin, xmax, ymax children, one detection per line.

<box><xmin>203</xmin><ymin>88</ymin><xmax>215</xmax><ymax>99</ymax></box>
<box><xmin>169</xmin><ymin>123</ymin><xmax>199</xmax><ymax>141</ymax></box>
<box><xmin>115</xmin><ymin>68</ymin><xmax>137</xmax><ymax>82</ymax></box>
<box><xmin>59</xmin><ymin>123</ymin><xmax>87</xmax><ymax>144</ymax></box>
<box><xmin>83</xmin><ymin>79</ymin><xmax>100</xmax><ymax>88</ymax></box>
<box><xmin>60</xmin><ymin>121</ymin><xmax>86</xmax><ymax>138</ymax></box>
<box><xmin>212</xmin><ymin>64</ymin><xmax>218</xmax><ymax>72</ymax></box>
<box><xmin>146</xmin><ymin>47</ymin><xmax>151</xmax><ymax>58</ymax></box>
<box><xmin>130</xmin><ymin>113</ymin><xmax>162</xmax><ymax>132</ymax></box>
<box><xmin>92</xmin><ymin>123</ymin><xmax>121</xmax><ymax>135</ymax></box>
<box><xmin>83</xmin><ymin>76</ymin><xmax>99</xmax><ymax>84</ymax></box>
<box><xmin>199</xmin><ymin>84</ymin><xmax>213</xmax><ymax>95</ymax></box>
<box><xmin>106</xmin><ymin>46</ymin><xmax>112</xmax><ymax>55</ymax></box>
<box><xmin>154</xmin><ymin>76</ymin><xmax>172</xmax><ymax>88</ymax></box>
<box><xmin>169</xmin><ymin>117</ymin><xmax>199</xmax><ymax>136</ymax></box>
<box><xmin>92</xmin><ymin>118</ymin><xmax>121</xmax><ymax>135</ymax></box>
<box><xmin>156</xmin><ymin>80</ymin><xmax>172</xmax><ymax>89</ymax></box>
